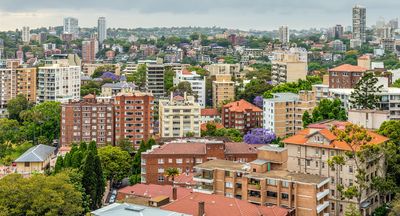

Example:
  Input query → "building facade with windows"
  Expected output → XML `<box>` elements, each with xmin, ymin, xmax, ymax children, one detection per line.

<box><xmin>222</xmin><ymin>99</ymin><xmax>263</xmax><ymax>133</ymax></box>
<box><xmin>328</xmin><ymin>64</ymin><xmax>367</xmax><ymax>89</ymax></box>
<box><xmin>212</xmin><ymin>74</ymin><xmax>235</xmax><ymax>108</ymax></box>
<box><xmin>271</xmin><ymin>48</ymin><xmax>307</xmax><ymax>85</ymax></box>
<box><xmin>173</xmin><ymin>69</ymin><xmax>206</xmax><ymax>107</ymax></box>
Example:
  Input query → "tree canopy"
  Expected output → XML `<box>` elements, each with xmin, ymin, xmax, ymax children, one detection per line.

<box><xmin>349</xmin><ymin>72</ymin><xmax>382</xmax><ymax>110</ymax></box>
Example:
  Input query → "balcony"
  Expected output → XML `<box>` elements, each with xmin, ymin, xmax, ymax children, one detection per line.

<box><xmin>317</xmin><ymin>189</ymin><xmax>330</xmax><ymax>201</ymax></box>
<box><xmin>193</xmin><ymin>173</ymin><xmax>214</xmax><ymax>184</ymax></box>
<box><xmin>247</xmin><ymin>195</ymin><xmax>261</xmax><ymax>203</ymax></box>
<box><xmin>193</xmin><ymin>184</ymin><xmax>214</xmax><ymax>194</ymax></box>
<box><xmin>323</xmin><ymin>213</ymin><xmax>330</xmax><ymax>216</ymax></box>
<box><xmin>317</xmin><ymin>201</ymin><xmax>329</xmax><ymax>214</ymax></box>
<box><xmin>248</xmin><ymin>183</ymin><xmax>261</xmax><ymax>190</ymax></box>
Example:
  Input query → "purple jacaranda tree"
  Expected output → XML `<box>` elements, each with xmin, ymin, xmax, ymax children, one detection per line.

<box><xmin>101</xmin><ymin>72</ymin><xmax>120</xmax><ymax>81</ymax></box>
<box><xmin>253</xmin><ymin>96</ymin><xmax>263</xmax><ymax>108</ymax></box>
<box><xmin>244</xmin><ymin>128</ymin><xmax>276</xmax><ymax>144</ymax></box>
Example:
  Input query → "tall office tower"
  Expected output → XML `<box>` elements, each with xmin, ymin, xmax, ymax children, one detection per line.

<box><xmin>82</xmin><ymin>38</ymin><xmax>99</xmax><ymax>63</ymax></box>
<box><xmin>334</xmin><ymin>24</ymin><xmax>344</xmax><ymax>39</ymax></box>
<box><xmin>0</xmin><ymin>38</ymin><xmax>4</xmax><ymax>59</ymax></box>
<box><xmin>278</xmin><ymin>25</ymin><xmax>289</xmax><ymax>44</ymax></box>
<box><xmin>22</xmin><ymin>26</ymin><xmax>30</xmax><ymax>43</ymax></box>
<box><xmin>389</xmin><ymin>18</ymin><xmax>399</xmax><ymax>30</ymax></box>
<box><xmin>37</xmin><ymin>54</ymin><xmax>81</xmax><ymax>103</ymax></box>
<box><xmin>63</xmin><ymin>17</ymin><xmax>79</xmax><ymax>37</ymax></box>
<box><xmin>352</xmin><ymin>5</ymin><xmax>367</xmax><ymax>43</ymax></box>
<box><xmin>98</xmin><ymin>17</ymin><xmax>107</xmax><ymax>44</ymax></box>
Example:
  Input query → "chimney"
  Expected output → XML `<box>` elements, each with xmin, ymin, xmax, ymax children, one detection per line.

<box><xmin>198</xmin><ymin>201</ymin><xmax>205</xmax><ymax>216</ymax></box>
<box><xmin>172</xmin><ymin>187</ymin><xmax>177</xmax><ymax>201</ymax></box>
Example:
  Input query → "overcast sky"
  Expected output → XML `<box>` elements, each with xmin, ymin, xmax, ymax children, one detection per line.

<box><xmin>0</xmin><ymin>0</ymin><xmax>399</xmax><ymax>31</ymax></box>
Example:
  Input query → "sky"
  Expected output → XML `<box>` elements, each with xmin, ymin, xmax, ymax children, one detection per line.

<box><xmin>0</xmin><ymin>0</ymin><xmax>399</xmax><ymax>31</ymax></box>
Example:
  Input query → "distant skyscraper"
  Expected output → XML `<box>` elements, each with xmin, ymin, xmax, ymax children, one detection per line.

<box><xmin>389</xmin><ymin>18</ymin><xmax>399</xmax><ymax>30</ymax></box>
<box><xmin>82</xmin><ymin>38</ymin><xmax>99</xmax><ymax>63</ymax></box>
<box><xmin>352</xmin><ymin>5</ymin><xmax>366</xmax><ymax>43</ymax></box>
<box><xmin>63</xmin><ymin>17</ymin><xmax>79</xmax><ymax>37</ymax></box>
<box><xmin>98</xmin><ymin>17</ymin><xmax>107</xmax><ymax>44</ymax></box>
<box><xmin>278</xmin><ymin>25</ymin><xmax>289</xmax><ymax>44</ymax></box>
<box><xmin>22</xmin><ymin>26</ymin><xmax>30</xmax><ymax>43</ymax></box>
<box><xmin>334</xmin><ymin>24</ymin><xmax>344</xmax><ymax>39</ymax></box>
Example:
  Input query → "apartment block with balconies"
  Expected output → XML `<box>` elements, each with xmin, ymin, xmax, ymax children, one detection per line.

<box><xmin>212</xmin><ymin>74</ymin><xmax>235</xmax><ymax>108</ymax></box>
<box><xmin>271</xmin><ymin>49</ymin><xmax>307</xmax><ymax>85</ymax></box>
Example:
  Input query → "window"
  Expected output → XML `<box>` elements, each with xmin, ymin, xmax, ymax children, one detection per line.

<box><xmin>225</xmin><ymin>171</ymin><xmax>232</xmax><ymax>177</ymax></box>
<box><xmin>322</xmin><ymin>150</ymin><xmax>325</xmax><ymax>155</ymax></box>
<box><xmin>24</xmin><ymin>162</ymin><xmax>30</xmax><ymax>167</ymax></box>
<box><xmin>267</xmin><ymin>191</ymin><xmax>277</xmax><ymax>198</ymax></box>
<box><xmin>225</xmin><ymin>182</ymin><xmax>233</xmax><ymax>188</ymax></box>
<box><xmin>195</xmin><ymin>158</ymin><xmax>203</xmax><ymax>164</ymax></box>
<box><xmin>349</xmin><ymin>179</ymin><xmax>353</xmax><ymax>186</ymax></box>
<box><xmin>158</xmin><ymin>159</ymin><xmax>164</xmax><ymax>164</ymax></box>
<box><xmin>281</xmin><ymin>193</ymin><xmax>289</xmax><ymax>200</ymax></box>
<box><xmin>306</xmin><ymin>160</ymin><xmax>311</xmax><ymax>167</ymax></box>
<box><xmin>158</xmin><ymin>168</ymin><xmax>164</xmax><ymax>173</ymax></box>
<box><xmin>168</xmin><ymin>158</ymin><xmax>173</xmax><ymax>163</ymax></box>
<box><xmin>225</xmin><ymin>192</ymin><xmax>233</xmax><ymax>198</ymax></box>
<box><xmin>331</xmin><ymin>189</ymin><xmax>335</xmax><ymax>196</ymax></box>
<box><xmin>267</xmin><ymin>179</ymin><xmax>276</xmax><ymax>186</ymax></box>
<box><xmin>176</xmin><ymin>159</ymin><xmax>183</xmax><ymax>164</ymax></box>
<box><xmin>322</xmin><ymin>162</ymin><xmax>325</xmax><ymax>168</ymax></box>
<box><xmin>349</xmin><ymin>166</ymin><xmax>353</xmax><ymax>173</ymax></box>
<box><xmin>158</xmin><ymin>176</ymin><xmax>164</xmax><ymax>182</ymax></box>
<box><xmin>316</xmin><ymin>161</ymin><xmax>319</xmax><ymax>167</ymax></box>
<box><xmin>297</xmin><ymin>159</ymin><xmax>301</xmax><ymax>165</ymax></box>
<box><xmin>297</xmin><ymin>146</ymin><xmax>301</xmax><ymax>153</ymax></box>
<box><xmin>340</xmin><ymin>204</ymin><xmax>343</xmax><ymax>213</ymax></box>
<box><xmin>331</xmin><ymin>203</ymin><xmax>335</xmax><ymax>211</ymax></box>
<box><xmin>281</xmin><ymin>181</ymin><xmax>289</xmax><ymax>188</ymax></box>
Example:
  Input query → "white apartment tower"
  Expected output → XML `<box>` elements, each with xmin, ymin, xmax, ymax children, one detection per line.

<box><xmin>278</xmin><ymin>25</ymin><xmax>289</xmax><ymax>44</ymax></box>
<box><xmin>22</xmin><ymin>27</ymin><xmax>30</xmax><ymax>44</ymax></box>
<box><xmin>63</xmin><ymin>17</ymin><xmax>79</xmax><ymax>36</ymax></box>
<box><xmin>352</xmin><ymin>5</ymin><xmax>367</xmax><ymax>43</ymax></box>
<box><xmin>173</xmin><ymin>70</ymin><xmax>206</xmax><ymax>108</ymax></box>
<box><xmin>98</xmin><ymin>17</ymin><xmax>107</xmax><ymax>44</ymax></box>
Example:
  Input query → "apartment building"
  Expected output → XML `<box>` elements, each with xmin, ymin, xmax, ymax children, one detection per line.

<box><xmin>145</xmin><ymin>64</ymin><xmax>165</xmax><ymax>98</ymax></box>
<box><xmin>159</xmin><ymin>93</ymin><xmax>201</xmax><ymax>138</ymax></box>
<box><xmin>328</xmin><ymin>64</ymin><xmax>367</xmax><ymax>89</ymax></box>
<box><xmin>352</xmin><ymin>5</ymin><xmax>367</xmax><ymax>43</ymax></box>
<box><xmin>263</xmin><ymin>91</ymin><xmax>316</xmax><ymax>137</ymax></box>
<box><xmin>101</xmin><ymin>76</ymin><xmax>136</xmax><ymax>97</ymax></box>
<box><xmin>82</xmin><ymin>63</ymin><xmax>121</xmax><ymax>76</ymax></box>
<box><xmin>278</xmin><ymin>26</ymin><xmax>290</xmax><ymax>44</ymax></box>
<box><xmin>0</xmin><ymin>68</ymin><xmax>16</xmax><ymax>118</ymax></box>
<box><xmin>16</xmin><ymin>67</ymin><xmax>37</xmax><ymax>103</ymax></box>
<box><xmin>222</xmin><ymin>99</ymin><xmax>263</xmax><ymax>133</ymax></box>
<box><xmin>312</xmin><ymin>84</ymin><xmax>330</xmax><ymax>104</ymax></box>
<box><xmin>193</xmin><ymin>145</ymin><xmax>330</xmax><ymax>216</ymax></box>
<box><xmin>141</xmin><ymin>138</ymin><xmax>259</xmax><ymax>185</ymax></box>
<box><xmin>271</xmin><ymin>48</ymin><xmax>307</xmax><ymax>85</ymax></box>
<box><xmin>200</xmin><ymin>108</ymin><xmax>220</xmax><ymax>124</ymax></box>
<box><xmin>81</xmin><ymin>38</ymin><xmax>99</xmax><ymax>63</ymax></box>
<box><xmin>205</xmin><ymin>63</ymin><xmax>243</xmax><ymax>80</ymax></box>
<box><xmin>357</xmin><ymin>55</ymin><xmax>371</xmax><ymax>70</ymax></box>
<box><xmin>212</xmin><ymin>74</ymin><xmax>235</xmax><ymax>108</ymax></box>
<box><xmin>37</xmin><ymin>54</ymin><xmax>81</xmax><ymax>103</ymax></box>
<box><xmin>174</xmin><ymin>69</ymin><xmax>206</xmax><ymax>107</ymax></box>
<box><xmin>60</xmin><ymin>94</ymin><xmax>114</xmax><ymax>147</ymax></box>
<box><xmin>283</xmin><ymin>121</ymin><xmax>389</xmax><ymax>216</ymax></box>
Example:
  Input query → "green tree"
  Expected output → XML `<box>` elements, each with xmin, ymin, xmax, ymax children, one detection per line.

<box><xmin>389</xmin><ymin>195</ymin><xmax>400</xmax><ymax>216</ymax></box>
<box><xmin>165</xmin><ymin>167</ymin><xmax>180</xmax><ymax>182</ymax></box>
<box><xmin>237</xmin><ymin>79</ymin><xmax>273</xmax><ymax>102</ymax></box>
<box><xmin>98</xmin><ymin>146</ymin><xmax>131</xmax><ymax>184</ymax></box>
<box><xmin>169</xmin><ymin>81</ymin><xmax>194</xmax><ymax>96</ymax></box>
<box><xmin>91</xmin><ymin>65</ymin><xmax>116</xmax><ymax>78</ymax></box>
<box><xmin>392</xmin><ymin>79</ymin><xmax>400</xmax><ymax>88</ymax></box>
<box><xmin>54</xmin><ymin>156</ymin><xmax>64</xmax><ymax>173</ymax></box>
<box><xmin>117</xmin><ymin>138</ymin><xmax>134</xmax><ymax>153</ymax></box>
<box><xmin>164</xmin><ymin>67</ymin><xmax>175</xmax><ymax>91</ymax></box>
<box><xmin>344</xmin><ymin>204</ymin><xmax>362</xmax><ymax>216</ymax></box>
<box><xmin>7</xmin><ymin>94</ymin><xmax>32</xmax><ymax>122</ymax></box>
<box><xmin>0</xmin><ymin>119</ymin><xmax>21</xmax><ymax>144</ymax></box>
<box><xmin>302</xmin><ymin>111</ymin><xmax>312</xmax><ymax>128</ymax></box>
<box><xmin>128</xmin><ymin>64</ymin><xmax>146</xmax><ymax>88</ymax></box>
<box><xmin>349</xmin><ymin>72</ymin><xmax>383</xmax><ymax>109</ymax></box>
<box><xmin>82</xmin><ymin>150</ymin><xmax>104</xmax><ymax>210</ymax></box>
<box><xmin>310</xmin><ymin>99</ymin><xmax>347</xmax><ymax>123</ymax></box>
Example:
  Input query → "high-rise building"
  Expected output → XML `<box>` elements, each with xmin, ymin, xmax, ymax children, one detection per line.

<box><xmin>173</xmin><ymin>69</ymin><xmax>206</xmax><ymax>107</ymax></box>
<box><xmin>63</xmin><ymin>17</ymin><xmax>79</xmax><ymax>37</ymax></box>
<box><xmin>212</xmin><ymin>74</ymin><xmax>235</xmax><ymax>108</ymax></box>
<box><xmin>22</xmin><ymin>26</ymin><xmax>30</xmax><ymax>43</ymax></box>
<box><xmin>82</xmin><ymin>38</ymin><xmax>99</xmax><ymax>63</ymax></box>
<box><xmin>37</xmin><ymin>54</ymin><xmax>81</xmax><ymax>102</ymax></box>
<box><xmin>98</xmin><ymin>17</ymin><xmax>107</xmax><ymax>44</ymax></box>
<box><xmin>60</xmin><ymin>94</ymin><xmax>114</xmax><ymax>147</ymax></box>
<box><xmin>114</xmin><ymin>92</ymin><xmax>154</xmax><ymax>148</ymax></box>
<box><xmin>271</xmin><ymin>48</ymin><xmax>308</xmax><ymax>85</ymax></box>
<box><xmin>352</xmin><ymin>5</ymin><xmax>367</xmax><ymax>43</ymax></box>
<box><xmin>145</xmin><ymin>63</ymin><xmax>165</xmax><ymax>98</ymax></box>
<box><xmin>389</xmin><ymin>18</ymin><xmax>399</xmax><ymax>30</ymax></box>
<box><xmin>278</xmin><ymin>25</ymin><xmax>289</xmax><ymax>44</ymax></box>
<box><xmin>16</xmin><ymin>67</ymin><xmax>37</xmax><ymax>103</ymax></box>
<box><xmin>334</xmin><ymin>24</ymin><xmax>344</xmax><ymax>39</ymax></box>
<box><xmin>0</xmin><ymin>68</ymin><xmax>16</xmax><ymax>118</ymax></box>
<box><xmin>159</xmin><ymin>93</ymin><xmax>201</xmax><ymax>138</ymax></box>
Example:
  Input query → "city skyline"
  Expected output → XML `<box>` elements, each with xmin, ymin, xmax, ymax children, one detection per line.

<box><xmin>0</xmin><ymin>0</ymin><xmax>400</xmax><ymax>31</ymax></box>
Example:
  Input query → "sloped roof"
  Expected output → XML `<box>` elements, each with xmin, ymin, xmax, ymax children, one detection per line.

<box><xmin>91</xmin><ymin>203</ymin><xmax>189</xmax><ymax>216</ymax></box>
<box><xmin>117</xmin><ymin>184</ymin><xmax>192</xmax><ymax>200</ymax></box>
<box><xmin>200</xmin><ymin>122</ymin><xmax>224</xmax><ymax>131</ymax></box>
<box><xmin>329</xmin><ymin>64</ymin><xmax>367</xmax><ymax>72</ymax></box>
<box><xmin>15</xmin><ymin>144</ymin><xmax>56</xmax><ymax>162</ymax></box>
<box><xmin>201</xmin><ymin>108</ymin><xmax>220</xmax><ymax>116</ymax></box>
<box><xmin>223</xmin><ymin>99</ymin><xmax>262</xmax><ymax>112</ymax></box>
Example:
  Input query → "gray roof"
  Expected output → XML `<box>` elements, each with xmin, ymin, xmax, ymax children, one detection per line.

<box><xmin>250</xmin><ymin>159</ymin><xmax>269</xmax><ymax>165</ymax></box>
<box><xmin>264</xmin><ymin>92</ymin><xmax>299</xmax><ymax>102</ymax></box>
<box><xmin>257</xmin><ymin>145</ymin><xmax>287</xmax><ymax>152</ymax></box>
<box><xmin>14</xmin><ymin>144</ymin><xmax>56</xmax><ymax>162</ymax></box>
<box><xmin>102</xmin><ymin>82</ymin><xmax>136</xmax><ymax>89</ymax></box>
<box><xmin>91</xmin><ymin>203</ymin><xmax>190</xmax><ymax>216</ymax></box>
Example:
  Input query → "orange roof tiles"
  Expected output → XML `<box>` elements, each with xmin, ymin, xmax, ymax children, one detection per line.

<box><xmin>161</xmin><ymin>192</ymin><xmax>289</xmax><ymax>216</ymax></box>
<box><xmin>173</xmin><ymin>172</ymin><xmax>196</xmax><ymax>186</ymax></box>
<box><xmin>182</xmin><ymin>69</ymin><xmax>193</xmax><ymax>75</ymax></box>
<box><xmin>201</xmin><ymin>108</ymin><xmax>220</xmax><ymax>116</ymax></box>
<box><xmin>223</xmin><ymin>99</ymin><xmax>262</xmax><ymax>112</ymax></box>
<box><xmin>283</xmin><ymin>122</ymin><xmax>389</xmax><ymax>151</ymax></box>
<box><xmin>200</xmin><ymin>122</ymin><xmax>224</xmax><ymax>131</ymax></box>
<box><xmin>358</xmin><ymin>55</ymin><xmax>371</xmax><ymax>60</ymax></box>
<box><xmin>117</xmin><ymin>184</ymin><xmax>192</xmax><ymax>201</ymax></box>
<box><xmin>329</xmin><ymin>64</ymin><xmax>368</xmax><ymax>72</ymax></box>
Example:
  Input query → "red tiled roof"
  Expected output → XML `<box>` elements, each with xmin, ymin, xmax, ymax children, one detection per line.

<box><xmin>283</xmin><ymin>121</ymin><xmax>389</xmax><ymax>151</ymax></box>
<box><xmin>201</xmin><ymin>108</ymin><xmax>220</xmax><ymax>116</ymax></box>
<box><xmin>83</xmin><ymin>94</ymin><xmax>96</xmax><ymax>99</ymax></box>
<box><xmin>200</xmin><ymin>122</ymin><xmax>224</xmax><ymax>131</ymax></box>
<box><xmin>358</xmin><ymin>55</ymin><xmax>370</xmax><ymax>60</ymax></box>
<box><xmin>182</xmin><ymin>69</ymin><xmax>193</xmax><ymax>75</ymax></box>
<box><xmin>329</xmin><ymin>64</ymin><xmax>368</xmax><ymax>72</ymax></box>
<box><xmin>117</xmin><ymin>184</ymin><xmax>192</xmax><ymax>200</ymax></box>
<box><xmin>225</xmin><ymin>142</ymin><xmax>260</xmax><ymax>154</ymax></box>
<box><xmin>173</xmin><ymin>172</ymin><xmax>196</xmax><ymax>186</ymax></box>
<box><xmin>223</xmin><ymin>99</ymin><xmax>262</xmax><ymax>112</ymax></box>
<box><xmin>173</xmin><ymin>95</ymin><xmax>185</xmax><ymax>101</ymax></box>
<box><xmin>161</xmin><ymin>192</ymin><xmax>289</xmax><ymax>216</ymax></box>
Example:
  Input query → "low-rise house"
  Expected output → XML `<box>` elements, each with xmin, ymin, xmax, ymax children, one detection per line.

<box><xmin>200</xmin><ymin>108</ymin><xmax>220</xmax><ymax>124</ymax></box>
<box><xmin>14</xmin><ymin>144</ymin><xmax>56</xmax><ymax>174</ymax></box>
<box><xmin>91</xmin><ymin>203</ymin><xmax>189</xmax><ymax>216</ymax></box>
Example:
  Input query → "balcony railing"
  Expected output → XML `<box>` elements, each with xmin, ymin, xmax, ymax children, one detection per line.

<box><xmin>317</xmin><ymin>201</ymin><xmax>330</xmax><ymax>214</ymax></box>
<box><xmin>193</xmin><ymin>173</ymin><xmax>214</xmax><ymax>183</ymax></box>
<box><xmin>193</xmin><ymin>184</ymin><xmax>214</xmax><ymax>194</ymax></box>
<box><xmin>317</xmin><ymin>189</ymin><xmax>329</xmax><ymax>201</ymax></box>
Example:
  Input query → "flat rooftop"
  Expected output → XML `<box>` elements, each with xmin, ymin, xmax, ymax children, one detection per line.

<box><xmin>245</xmin><ymin>170</ymin><xmax>329</xmax><ymax>185</ymax></box>
<box><xmin>257</xmin><ymin>145</ymin><xmax>286</xmax><ymax>153</ymax></box>
<box><xmin>194</xmin><ymin>159</ymin><xmax>250</xmax><ymax>172</ymax></box>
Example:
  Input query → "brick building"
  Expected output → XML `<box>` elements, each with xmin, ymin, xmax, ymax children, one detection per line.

<box><xmin>141</xmin><ymin>139</ymin><xmax>260</xmax><ymax>185</ymax></box>
<box><xmin>60</xmin><ymin>94</ymin><xmax>114</xmax><ymax>147</ymax></box>
<box><xmin>16</xmin><ymin>67</ymin><xmax>37</xmax><ymax>103</ymax></box>
<box><xmin>328</xmin><ymin>64</ymin><xmax>367</xmax><ymax>88</ymax></box>
<box><xmin>114</xmin><ymin>92</ymin><xmax>154</xmax><ymax>148</ymax></box>
<box><xmin>222</xmin><ymin>99</ymin><xmax>263</xmax><ymax>133</ymax></box>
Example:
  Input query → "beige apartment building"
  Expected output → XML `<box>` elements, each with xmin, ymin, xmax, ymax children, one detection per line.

<box><xmin>263</xmin><ymin>91</ymin><xmax>316</xmax><ymax>137</ymax></box>
<box><xmin>193</xmin><ymin>145</ymin><xmax>330</xmax><ymax>216</ymax></box>
<box><xmin>205</xmin><ymin>63</ymin><xmax>243</xmax><ymax>80</ymax></box>
<box><xmin>283</xmin><ymin>120</ymin><xmax>389</xmax><ymax>216</ymax></box>
<box><xmin>271</xmin><ymin>50</ymin><xmax>308</xmax><ymax>85</ymax></box>
<box><xmin>16</xmin><ymin>67</ymin><xmax>37</xmax><ymax>103</ymax></box>
<box><xmin>212</xmin><ymin>74</ymin><xmax>235</xmax><ymax>108</ymax></box>
<box><xmin>159</xmin><ymin>93</ymin><xmax>201</xmax><ymax>138</ymax></box>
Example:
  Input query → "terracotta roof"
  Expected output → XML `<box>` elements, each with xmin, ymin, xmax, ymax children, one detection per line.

<box><xmin>225</xmin><ymin>142</ymin><xmax>260</xmax><ymax>154</ymax></box>
<box><xmin>161</xmin><ymin>192</ymin><xmax>289</xmax><ymax>216</ymax></box>
<box><xmin>283</xmin><ymin>122</ymin><xmax>389</xmax><ymax>151</ymax></box>
<box><xmin>358</xmin><ymin>55</ymin><xmax>371</xmax><ymax>60</ymax></box>
<box><xmin>200</xmin><ymin>122</ymin><xmax>224</xmax><ymax>131</ymax></box>
<box><xmin>181</xmin><ymin>69</ymin><xmax>193</xmax><ymax>75</ymax></box>
<box><xmin>117</xmin><ymin>184</ymin><xmax>192</xmax><ymax>200</ymax></box>
<box><xmin>201</xmin><ymin>108</ymin><xmax>220</xmax><ymax>116</ymax></box>
<box><xmin>83</xmin><ymin>94</ymin><xmax>96</xmax><ymax>99</ymax></box>
<box><xmin>173</xmin><ymin>172</ymin><xmax>196</xmax><ymax>186</ymax></box>
<box><xmin>173</xmin><ymin>95</ymin><xmax>185</xmax><ymax>101</ymax></box>
<box><xmin>329</xmin><ymin>64</ymin><xmax>367</xmax><ymax>72</ymax></box>
<box><xmin>223</xmin><ymin>99</ymin><xmax>262</xmax><ymax>112</ymax></box>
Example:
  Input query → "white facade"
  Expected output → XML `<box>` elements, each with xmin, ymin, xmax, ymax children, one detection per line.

<box><xmin>174</xmin><ymin>70</ymin><xmax>206</xmax><ymax>108</ymax></box>
<box><xmin>63</xmin><ymin>17</ymin><xmax>79</xmax><ymax>36</ymax></box>
<box><xmin>22</xmin><ymin>26</ymin><xmax>30</xmax><ymax>43</ymax></box>
<box><xmin>37</xmin><ymin>63</ymin><xmax>81</xmax><ymax>103</ymax></box>
<box><xmin>278</xmin><ymin>25</ymin><xmax>290</xmax><ymax>44</ymax></box>
<box><xmin>98</xmin><ymin>17</ymin><xmax>107</xmax><ymax>44</ymax></box>
<box><xmin>352</xmin><ymin>5</ymin><xmax>367</xmax><ymax>43</ymax></box>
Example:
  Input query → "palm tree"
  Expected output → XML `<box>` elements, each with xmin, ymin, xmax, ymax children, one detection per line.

<box><xmin>165</xmin><ymin>167</ymin><xmax>180</xmax><ymax>183</ymax></box>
